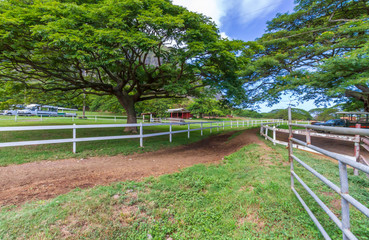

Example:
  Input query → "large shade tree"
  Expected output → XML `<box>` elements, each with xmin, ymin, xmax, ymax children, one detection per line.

<box><xmin>0</xmin><ymin>0</ymin><xmax>247</xmax><ymax>131</ymax></box>
<box><xmin>243</xmin><ymin>0</ymin><xmax>369</xmax><ymax>110</ymax></box>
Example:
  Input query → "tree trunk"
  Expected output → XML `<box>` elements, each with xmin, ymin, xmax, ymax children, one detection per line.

<box><xmin>345</xmin><ymin>89</ymin><xmax>369</xmax><ymax>112</ymax></box>
<box><xmin>364</xmin><ymin>98</ymin><xmax>369</xmax><ymax>112</ymax></box>
<box><xmin>115</xmin><ymin>92</ymin><xmax>138</xmax><ymax>133</ymax></box>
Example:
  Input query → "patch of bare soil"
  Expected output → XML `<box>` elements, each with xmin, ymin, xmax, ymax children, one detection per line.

<box><xmin>0</xmin><ymin>128</ymin><xmax>265</xmax><ymax>206</ymax></box>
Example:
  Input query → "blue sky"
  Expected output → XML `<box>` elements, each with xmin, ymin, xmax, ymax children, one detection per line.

<box><xmin>172</xmin><ymin>0</ymin><xmax>322</xmax><ymax>113</ymax></box>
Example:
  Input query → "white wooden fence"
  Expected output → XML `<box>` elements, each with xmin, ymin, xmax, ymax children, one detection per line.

<box><xmin>0</xmin><ymin>119</ymin><xmax>277</xmax><ymax>153</ymax></box>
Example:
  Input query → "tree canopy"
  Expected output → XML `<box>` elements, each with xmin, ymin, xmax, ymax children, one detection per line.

<box><xmin>243</xmin><ymin>0</ymin><xmax>369</xmax><ymax>110</ymax></box>
<box><xmin>0</xmin><ymin>0</ymin><xmax>247</xmax><ymax>131</ymax></box>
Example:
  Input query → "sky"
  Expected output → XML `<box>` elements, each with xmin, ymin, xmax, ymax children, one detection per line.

<box><xmin>172</xmin><ymin>0</ymin><xmax>322</xmax><ymax>113</ymax></box>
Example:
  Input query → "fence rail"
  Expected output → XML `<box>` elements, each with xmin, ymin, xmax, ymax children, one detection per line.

<box><xmin>282</xmin><ymin>108</ymin><xmax>369</xmax><ymax>240</ymax></box>
<box><xmin>260</xmin><ymin>122</ymin><xmax>356</xmax><ymax>159</ymax></box>
<box><xmin>0</xmin><ymin>119</ymin><xmax>276</xmax><ymax>153</ymax></box>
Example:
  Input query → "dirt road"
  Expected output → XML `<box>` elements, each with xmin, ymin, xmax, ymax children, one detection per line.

<box><xmin>0</xmin><ymin>129</ymin><xmax>264</xmax><ymax>206</ymax></box>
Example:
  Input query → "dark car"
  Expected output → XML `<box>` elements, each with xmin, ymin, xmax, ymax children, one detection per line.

<box><xmin>313</xmin><ymin>119</ymin><xmax>347</xmax><ymax>127</ymax></box>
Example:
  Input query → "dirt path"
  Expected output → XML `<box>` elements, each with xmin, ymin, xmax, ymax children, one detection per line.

<box><xmin>0</xmin><ymin>129</ymin><xmax>264</xmax><ymax>206</ymax></box>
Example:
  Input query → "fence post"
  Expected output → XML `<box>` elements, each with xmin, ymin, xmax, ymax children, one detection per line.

<box><xmin>115</xmin><ymin>116</ymin><xmax>117</xmax><ymax>122</ymax></box>
<box><xmin>73</xmin><ymin>123</ymin><xmax>76</xmax><ymax>153</ymax></box>
<box><xmin>210</xmin><ymin>122</ymin><xmax>212</xmax><ymax>133</ymax></box>
<box><xmin>41</xmin><ymin>115</ymin><xmax>43</xmax><ymax>122</ymax></box>
<box><xmin>306</xmin><ymin>127</ymin><xmax>311</xmax><ymax>145</ymax></box>
<box><xmin>15</xmin><ymin>114</ymin><xmax>17</xmax><ymax>122</ymax></box>
<box><xmin>223</xmin><ymin>121</ymin><xmax>225</xmax><ymax>130</ymax></box>
<box><xmin>273</xmin><ymin>125</ymin><xmax>276</xmax><ymax>146</ymax></box>
<box><xmin>169</xmin><ymin>123</ymin><xmax>172</xmax><ymax>143</ymax></box>
<box><xmin>140</xmin><ymin>122</ymin><xmax>143</xmax><ymax>147</ymax></box>
<box><xmin>265</xmin><ymin>126</ymin><xmax>268</xmax><ymax>140</ymax></box>
<box><xmin>95</xmin><ymin>116</ymin><xmax>97</xmax><ymax>122</ymax></box>
<box><xmin>354</xmin><ymin>124</ymin><xmax>361</xmax><ymax>176</ymax></box>
<box><xmin>188</xmin><ymin>123</ymin><xmax>190</xmax><ymax>139</ymax></box>
<box><xmin>231</xmin><ymin>121</ymin><xmax>233</xmax><ymax>128</ymax></box>
<box><xmin>288</xmin><ymin>107</ymin><xmax>294</xmax><ymax>190</ymax></box>
<box><xmin>237</xmin><ymin>120</ymin><xmax>239</xmax><ymax>128</ymax></box>
<box><xmin>243</xmin><ymin>120</ymin><xmax>245</xmax><ymax>127</ymax></box>
<box><xmin>260</xmin><ymin>124</ymin><xmax>263</xmax><ymax>135</ymax></box>
<box><xmin>201</xmin><ymin>122</ymin><xmax>203</xmax><ymax>136</ymax></box>
<box><xmin>339</xmin><ymin>161</ymin><xmax>351</xmax><ymax>240</ymax></box>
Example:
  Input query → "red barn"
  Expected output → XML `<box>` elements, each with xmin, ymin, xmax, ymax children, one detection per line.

<box><xmin>168</xmin><ymin>108</ymin><xmax>193</xmax><ymax>119</ymax></box>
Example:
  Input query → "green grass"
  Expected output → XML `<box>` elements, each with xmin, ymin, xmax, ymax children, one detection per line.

<box><xmin>0</xmin><ymin>123</ymin><xmax>246</xmax><ymax>166</ymax></box>
<box><xmin>1</xmin><ymin>137</ymin><xmax>367</xmax><ymax>239</ymax></box>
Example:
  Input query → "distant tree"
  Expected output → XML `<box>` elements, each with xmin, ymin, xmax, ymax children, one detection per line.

<box><xmin>242</xmin><ymin>0</ymin><xmax>369</xmax><ymax>110</ymax></box>
<box><xmin>233</xmin><ymin>109</ymin><xmax>263</xmax><ymax>118</ymax></box>
<box><xmin>136</xmin><ymin>98</ymin><xmax>175</xmax><ymax>118</ymax></box>
<box><xmin>263</xmin><ymin>108</ymin><xmax>312</xmax><ymax>120</ymax></box>
<box><xmin>0</xmin><ymin>81</ymin><xmax>86</xmax><ymax>110</ymax></box>
<box><xmin>188</xmin><ymin>97</ymin><xmax>227</xmax><ymax>118</ymax></box>
<box><xmin>0</xmin><ymin>0</ymin><xmax>247</xmax><ymax>132</ymax></box>
<box><xmin>89</xmin><ymin>95</ymin><xmax>124</xmax><ymax>114</ymax></box>
<box><xmin>316</xmin><ymin>108</ymin><xmax>338</xmax><ymax>121</ymax></box>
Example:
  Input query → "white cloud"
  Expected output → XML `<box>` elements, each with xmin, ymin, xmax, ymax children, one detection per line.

<box><xmin>238</xmin><ymin>0</ymin><xmax>283</xmax><ymax>24</ymax></box>
<box><xmin>172</xmin><ymin>0</ymin><xmax>226</xmax><ymax>26</ymax></box>
<box><xmin>172</xmin><ymin>0</ymin><xmax>283</xmax><ymax>27</ymax></box>
<box><xmin>172</xmin><ymin>0</ymin><xmax>232</xmax><ymax>38</ymax></box>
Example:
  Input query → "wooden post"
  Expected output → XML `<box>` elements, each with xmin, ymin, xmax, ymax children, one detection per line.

<box><xmin>210</xmin><ymin>122</ymin><xmax>212</xmax><ymax>133</ymax></box>
<box><xmin>201</xmin><ymin>122</ymin><xmax>203</xmax><ymax>136</ymax></box>
<box><xmin>73</xmin><ymin>124</ymin><xmax>76</xmax><ymax>153</ymax></box>
<box><xmin>169</xmin><ymin>123</ymin><xmax>172</xmax><ymax>143</ymax></box>
<box><xmin>354</xmin><ymin>123</ymin><xmax>361</xmax><ymax>176</ymax></box>
<box><xmin>140</xmin><ymin>122</ymin><xmax>143</xmax><ymax>147</ymax></box>
<box><xmin>188</xmin><ymin>123</ymin><xmax>190</xmax><ymax>139</ymax></box>
<box><xmin>265</xmin><ymin>127</ymin><xmax>268</xmax><ymax>140</ymax></box>
<box><xmin>273</xmin><ymin>125</ymin><xmax>276</xmax><ymax>145</ymax></box>
<box><xmin>288</xmin><ymin>107</ymin><xmax>294</xmax><ymax>189</ymax></box>
<box><xmin>306</xmin><ymin>127</ymin><xmax>311</xmax><ymax>145</ymax></box>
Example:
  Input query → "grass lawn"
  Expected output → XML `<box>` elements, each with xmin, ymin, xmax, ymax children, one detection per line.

<box><xmin>0</xmin><ymin>122</ymin><xmax>249</xmax><ymax>166</ymax></box>
<box><xmin>1</xmin><ymin>136</ymin><xmax>368</xmax><ymax>239</ymax></box>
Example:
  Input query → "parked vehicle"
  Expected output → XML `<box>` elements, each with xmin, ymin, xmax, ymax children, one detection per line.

<box><xmin>336</xmin><ymin>111</ymin><xmax>369</xmax><ymax>128</ymax></box>
<box><xmin>313</xmin><ymin>119</ymin><xmax>347</xmax><ymax>127</ymax></box>
<box><xmin>3</xmin><ymin>110</ymin><xmax>19</xmax><ymax>116</ymax></box>
<box><xmin>18</xmin><ymin>104</ymin><xmax>58</xmax><ymax>116</ymax></box>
